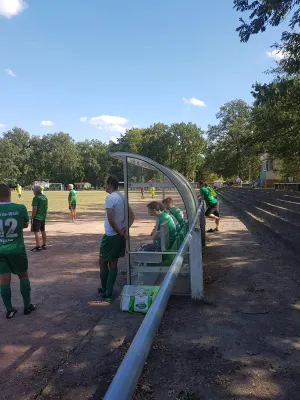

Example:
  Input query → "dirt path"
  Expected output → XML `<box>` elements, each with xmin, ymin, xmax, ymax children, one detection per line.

<box><xmin>135</xmin><ymin>199</ymin><xmax>300</xmax><ymax>400</ymax></box>
<box><xmin>0</xmin><ymin>201</ymin><xmax>154</xmax><ymax>400</ymax></box>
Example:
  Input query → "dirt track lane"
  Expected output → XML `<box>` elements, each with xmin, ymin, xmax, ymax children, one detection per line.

<box><xmin>134</xmin><ymin>199</ymin><xmax>300</xmax><ymax>400</ymax></box>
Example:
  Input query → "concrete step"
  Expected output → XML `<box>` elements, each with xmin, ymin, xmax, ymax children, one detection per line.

<box><xmin>218</xmin><ymin>189</ymin><xmax>300</xmax><ymax>256</ymax></box>
<box><xmin>224</xmin><ymin>191</ymin><xmax>300</xmax><ymax>222</ymax></box>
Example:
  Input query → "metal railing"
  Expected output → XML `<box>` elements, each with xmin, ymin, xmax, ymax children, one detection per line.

<box><xmin>103</xmin><ymin>201</ymin><xmax>205</xmax><ymax>400</ymax></box>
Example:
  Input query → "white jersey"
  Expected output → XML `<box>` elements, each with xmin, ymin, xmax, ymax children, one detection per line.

<box><xmin>104</xmin><ymin>191</ymin><xmax>125</xmax><ymax>236</ymax></box>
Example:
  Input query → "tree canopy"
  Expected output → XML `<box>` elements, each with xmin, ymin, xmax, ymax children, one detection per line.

<box><xmin>0</xmin><ymin>122</ymin><xmax>206</xmax><ymax>187</ymax></box>
<box><xmin>234</xmin><ymin>0</ymin><xmax>300</xmax><ymax>74</ymax></box>
<box><xmin>205</xmin><ymin>100</ymin><xmax>260</xmax><ymax>181</ymax></box>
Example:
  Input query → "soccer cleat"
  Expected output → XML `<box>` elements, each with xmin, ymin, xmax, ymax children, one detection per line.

<box><xmin>6</xmin><ymin>308</ymin><xmax>17</xmax><ymax>319</ymax></box>
<box><xmin>24</xmin><ymin>304</ymin><xmax>36</xmax><ymax>315</ymax></box>
<box><xmin>104</xmin><ymin>297</ymin><xmax>113</xmax><ymax>303</ymax></box>
<box><xmin>41</xmin><ymin>244</ymin><xmax>47</xmax><ymax>250</ymax></box>
<box><xmin>30</xmin><ymin>246</ymin><xmax>42</xmax><ymax>252</ymax></box>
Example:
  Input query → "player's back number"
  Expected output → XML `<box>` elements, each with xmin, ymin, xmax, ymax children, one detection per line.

<box><xmin>0</xmin><ymin>218</ymin><xmax>19</xmax><ymax>239</ymax></box>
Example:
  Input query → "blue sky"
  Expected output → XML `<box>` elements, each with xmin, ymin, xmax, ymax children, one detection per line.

<box><xmin>0</xmin><ymin>0</ymin><xmax>285</xmax><ymax>142</ymax></box>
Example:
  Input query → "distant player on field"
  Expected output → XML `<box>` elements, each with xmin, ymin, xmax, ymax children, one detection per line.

<box><xmin>0</xmin><ymin>184</ymin><xmax>35</xmax><ymax>319</ymax></box>
<box><xmin>68</xmin><ymin>184</ymin><xmax>77</xmax><ymax>222</ymax></box>
<box><xmin>99</xmin><ymin>176</ymin><xmax>134</xmax><ymax>303</ymax></box>
<box><xmin>149</xmin><ymin>185</ymin><xmax>155</xmax><ymax>198</ymax></box>
<box><xmin>16</xmin><ymin>184</ymin><xmax>22</xmax><ymax>198</ymax></box>
<box><xmin>31</xmin><ymin>185</ymin><xmax>48</xmax><ymax>252</ymax></box>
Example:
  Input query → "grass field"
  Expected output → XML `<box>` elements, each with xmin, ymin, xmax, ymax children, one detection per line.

<box><xmin>10</xmin><ymin>189</ymin><xmax>162</xmax><ymax>220</ymax></box>
<box><xmin>11</xmin><ymin>190</ymin><xmax>106</xmax><ymax>215</ymax></box>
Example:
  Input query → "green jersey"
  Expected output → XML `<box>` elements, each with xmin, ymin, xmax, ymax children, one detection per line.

<box><xmin>32</xmin><ymin>193</ymin><xmax>48</xmax><ymax>221</ymax></box>
<box><xmin>0</xmin><ymin>203</ymin><xmax>29</xmax><ymax>254</ymax></box>
<box><xmin>156</xmin><ymin>210</ymin><xmax>177</xmax><ymax>247</ymax></box>
<box><xmin>207</xmin><ymin>186</ymin><xmax>217</xmax><ymax>197</ymax></box>
<box><xmin>169</xmin><ymin>206</ymin><xmax>184</xmax><ymax>228</ymax></box>
<box><xmin>200</xmin><ymin>187</ymin><xmax>218</xmax><ymax>208</ymax></box>
<box><xmin>68</xmin><ymin>189</ymin><xmax>77</xmax><ymax>205</ymax></box>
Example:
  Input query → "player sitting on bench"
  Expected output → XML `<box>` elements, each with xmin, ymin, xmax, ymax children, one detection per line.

<box><xmin>136</xmin><ymin>201</ymin><xmax>177</xmax><ymax>252</ymax></box>
<box><xmin>162</xmin><ymin>197</ymin><xmax>184</xmax><ymax>230</ymax></box>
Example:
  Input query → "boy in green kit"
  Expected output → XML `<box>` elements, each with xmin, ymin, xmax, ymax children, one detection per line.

<box><xmin>162</xmin><ymin>197</ymin><xmax>184</xmax><ymax>229</ymax></box>
<box><xmin>147</xmin><ymin>201</ymin><xmax>177</xmax><ymax>248</ymax></box>
<box><xmin>199</xmin><ymin>181</ymin><xmax>220</xmax><ymax>232</ymax></box>
<box><xmin>0</xmin><ymin>183</ymin><xmax>35</xmax><ymax>318</ymax></box>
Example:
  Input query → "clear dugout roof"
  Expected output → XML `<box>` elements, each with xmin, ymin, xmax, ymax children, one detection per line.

<box><xmin>110</xmin><ymin>152</ymin><xmax>198</xmax><ymax>223</ymax></box>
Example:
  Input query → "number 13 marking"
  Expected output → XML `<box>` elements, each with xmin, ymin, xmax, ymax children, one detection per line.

<box><xmin>0</xmin><ymin>218</ymin><xmax>19</xmax><ymax>238</ymax></box>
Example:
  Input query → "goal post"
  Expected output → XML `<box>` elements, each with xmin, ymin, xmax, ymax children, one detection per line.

<box><xmin>46</xmin><ymin>183</ymin><xmax>63</xmax><ymax>191</ymax></box>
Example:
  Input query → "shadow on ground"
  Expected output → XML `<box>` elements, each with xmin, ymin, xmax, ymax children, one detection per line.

<box><xmin>0</xmin><ymin>221</ymin><xmax>153</xmax><ymax>400</ymax></box>
<box><xmin>129</xmin><ymin>200</ymin><xmax>300</xmax><ymax>400</ymax></box>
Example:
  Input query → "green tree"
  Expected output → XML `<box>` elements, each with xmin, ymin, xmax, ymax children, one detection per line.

<box><xmin>42</xmin><ymin>132</ymin><xmax>82</xmax><ymax>184</ymax></box>
<box><xmin>206</xmin><ymin>99</ymin><xmax>259</xmax><ymax>180</ymax></box>
<box><xmin>77</xmin><ymin>140</ymin><xmax>111</xmax><ymax>188</ymax></box>
<box><xmin>2</xmin><ymin>127</ymin><xmax>31</xmax><ymax>185</ymax></box>
<box><xmin>234</xmin><ymin>0</ymin><xmax>300</xmax><ymax>74</ymax></box>
<box><xmin>0</xmin><ymin>138</ymin><xmax>21</xmax><ymax>184</ymax></box>
<box><xmin>139</xmin><ymin>123</ymin><xmax>171</xmax><ymax>166</ymax></box>
<box><xmin>169</xmin><ymin>123</ymin><xmax>205</xmax><ymax>179</ymax></box>
<box><xmin>251</xmin><ymin>77</ymin><xmax>300</xmax><ymax>179</ymax></box>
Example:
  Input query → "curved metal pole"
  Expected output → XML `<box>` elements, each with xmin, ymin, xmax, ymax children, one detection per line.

<box><xmin>103</xmin><ymin>203</ymin><xmax>204</xmax><ymax>400</ymax></box>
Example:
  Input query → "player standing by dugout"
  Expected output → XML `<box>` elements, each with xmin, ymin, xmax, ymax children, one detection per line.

<box><xmin>99</xmin><ymin>176</ymin><xmax>134</xmax><ymax>303</ymax></box>
<box><xmin>199</xmin><ymin>181</ymin><xmax>220</xmax><ymax>232</ymax></box>
<box><xmin>68</xmin><ymin>184</ymin><xmax>77</xmax><ymax>222</ymax></box>
<box><xmin>0</xmin><ymin>184</ymin><xmax>35</xmax><ymax>319</ymax></box>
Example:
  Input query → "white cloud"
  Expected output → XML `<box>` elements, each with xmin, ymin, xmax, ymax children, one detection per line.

<box><xmin>267</xmin><ymin>49</ymin><xmax>285</xmax><ymax>61</ymax></box>
<box><xmin>183</xmin><ymin>97</ymin><xmax>206</xmax><ymax>107</ymax></box>
<box><xmin>5</xmin><ymin>69</ymin><xmax>16</xmax><ymax>77</ymax></box>
<box><xmin>0</xmin><ymin>0</ymin><xmax>28</xmax><ymax>18</ymax></box>
<box><xmin>41</xmin><ymin>120</ymin><xmax>54</xmax><ymax>126</ymax></box>
<box><xmin>81</xmin><ymin>114</ymin><xmax>129</xmax><ymax>134</ymax></box>
<box><xmin>0</xmin><ymin>123</ymin><xmax>5</xmax><ymax>129</ymax></box>
<box><xmin>109</xmin><ymin>136</ymin><xmax>119</xmax><ymax>143</ymax></box>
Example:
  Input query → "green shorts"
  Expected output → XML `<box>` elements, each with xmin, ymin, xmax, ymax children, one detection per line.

<box><xmin>0</xmin><ymin>252</ymin><xmax>28</xmax><ymax>275</ymax></box>
<box><xmin>100</xmin><ymin>234</ymin><xmax>126</xmax><ymax>261</ymax></box>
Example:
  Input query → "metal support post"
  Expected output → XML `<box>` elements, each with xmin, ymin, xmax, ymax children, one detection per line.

<box><xmin>189</xmin><ymin>226</ymin><xmax>203</xmax><ymax>300</ymax></box>
<box><xmin>123</xmin><ymin>157</ymin><xmax>131</xmax><ymax>285</ymax></box>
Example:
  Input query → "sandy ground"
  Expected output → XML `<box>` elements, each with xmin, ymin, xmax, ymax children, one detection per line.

<box><xmin>0</xmin><ymin>196</ymin><xmax>157</xmax><ymax>400</ymax></box>
<box><xmin>2</xmin><ymin>195</ymin><xmax>300</xmax><ymax>400</ymax></box>
<box><xmin>133</xmin><ymin>199</ymin><xmax>300</xmax><ymax>400</ymax></box>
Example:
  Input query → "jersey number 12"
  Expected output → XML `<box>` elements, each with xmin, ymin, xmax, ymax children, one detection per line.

<box><xmin>0</xmin><ymin>218</ymin><xmax>19</xmax><ymax>238</ymax></box>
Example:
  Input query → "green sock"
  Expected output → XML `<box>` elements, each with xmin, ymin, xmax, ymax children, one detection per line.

<box><xmin>100</xmin><ymin>268</ymin><xmax>109</xmax><ymax>293</ymax></box>
<box><xmin>20</xmin><ymin>278</ymin><xmax>31</xmax><ymax>309</ymax></box>
<box><xmin>0</xmin><ymin>284</ymin><xmax>13</xmax><ymax>312</ymax></box>
<box><xmin>106</xmin><ymin>268</ymin><xmax>117</xmax><ymax>298</ymax></box>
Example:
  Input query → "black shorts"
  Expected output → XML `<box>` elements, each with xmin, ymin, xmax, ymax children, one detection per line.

<box><xmin>205</xmin><ymin>202</ymin><xmax>220</xmax><ymax>217</ymax></box>
<box><xmin>32</xmin><ymin>219</ymin><xmax>46</xmax><ymax>232</ymax></box>
<box><xmin>69</xmin><ymin>204</ymin><xmax>76</xmax><ymax>210</ymax></box>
